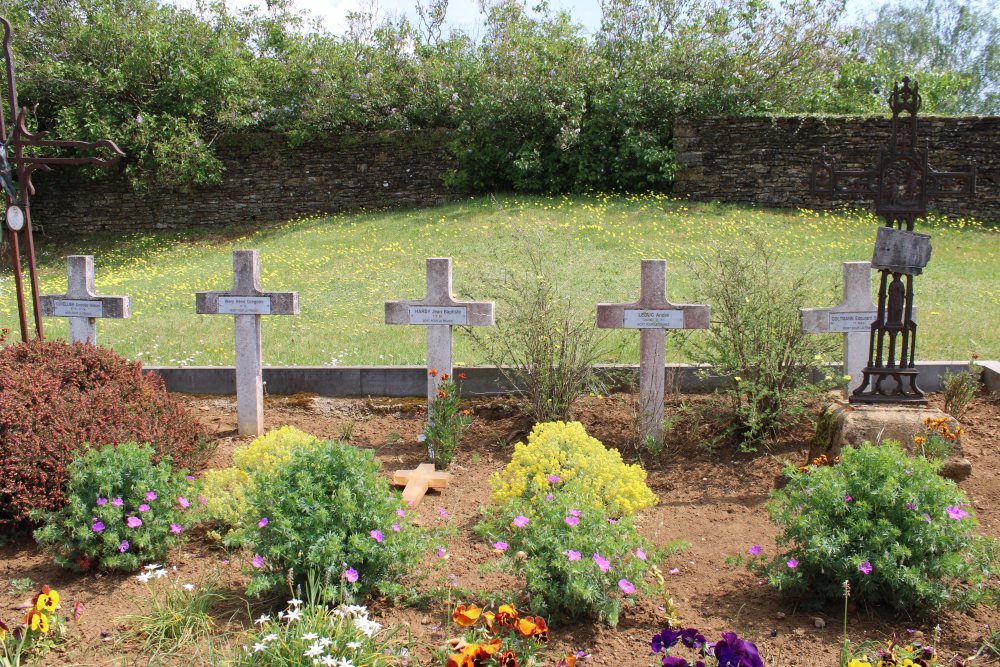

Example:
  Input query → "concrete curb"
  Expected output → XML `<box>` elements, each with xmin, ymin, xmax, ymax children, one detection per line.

<box><xmin>146</xmin><ymin>361</ymin><xmax>983</xmax><ymax>397</ymax></box>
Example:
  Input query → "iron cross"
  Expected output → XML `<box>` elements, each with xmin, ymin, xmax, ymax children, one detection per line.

<box><xmin>1</xmin><ymin>16</ymin><xmax>125</xmax><ymax>342</ymax></box>
<box><xmin>810</xmin><ymin>78</ymin><xmax>976</xmax><ymax>405</ymax></box>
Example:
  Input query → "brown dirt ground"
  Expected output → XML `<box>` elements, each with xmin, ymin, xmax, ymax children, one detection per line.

<box><xmin>2</xmin><ymin>391</ymin><xmax>999</xmax><ymax>666</ymax></box>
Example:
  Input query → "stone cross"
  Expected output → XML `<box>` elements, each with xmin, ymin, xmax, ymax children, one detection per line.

<box><xmin>392</xmin><ymin>463</ymin><xmax>451</xmax><ymax>507</ymax></box>
<box><xmin>597</xmin><ymin>259</ymin><xmax>710</xmax><ymax>443</ymax></box>
<box><xmin>385</xmin><ymin>257</ymin><xmax>494</xmax><ymax>410</ymax></box>
<box><xmin>39</xmin><ymin>255</ymin><xmax>129</xmax><ymax>345</ymax></box>
<box><xmin>801</xmin><ymin>262</ymin><xmax>878</xmax><ymax>394</ymax></box>
<box><xmin>196</xmin><ymin>250</ymin><xmax>298</xmax><ymax>436</ymax></box>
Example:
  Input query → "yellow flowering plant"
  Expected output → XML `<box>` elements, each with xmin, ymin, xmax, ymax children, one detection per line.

<box><xmin>491</xmin><ymin>421</ymin><xmax>656</xmax><ymax>517</ymax></box>
<box><xmin>1</xmin><ymin>585</ymin><xmax>73</xmax><ymax>666</ymax></box>
<box><xmin>847</xmin><ymin>637</ymin><xmax>944</xmax><ymax>667</ymax></box>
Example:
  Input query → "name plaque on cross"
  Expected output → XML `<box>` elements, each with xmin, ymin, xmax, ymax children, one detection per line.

<box><xmin>386</xmin><ymin>257</ymin><xmax>494</xmax><ymax>413</ymax></box>
<box><xmin>196</xmin><ymin>250</ymin><xmax>299</xmax><ymax>436</ymax></box>
<box><xmin>597</xmin><ymin>259</ymin><xmax>710</xmax><ymax>443</ymax></box>
<box><xmin>39</xmin><ymin>255</ymin><xmax>130</xmax><ymax>345</ymax></box>
<box><xmin>828</xmin><ymin>312</ymin><xmax>878</xmax><ymax>333</ymax></box>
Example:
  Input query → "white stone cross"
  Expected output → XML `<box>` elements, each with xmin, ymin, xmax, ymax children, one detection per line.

<box><xmin>801</xmin><ymin>261</ymin><xmax>879</xmax><ymax>394</ymax></box>
<box><xmin>597</xmin><ymin>259</ymin><xmax>710</xmax><ymax>443</ymax></box>
<box><xmin>196</xmin><ymin>250</ymin><xmax>299</xmax><ymax>436</ymax></box>
<box><xmin>385</xmin><ymin>257</ymin><xmax>494</xmax><ymax>410</ymax></box>
<box><xmin>40</xmin><ymin>255</ymin><xmax>130</xmax><ymax>345</ymax></box>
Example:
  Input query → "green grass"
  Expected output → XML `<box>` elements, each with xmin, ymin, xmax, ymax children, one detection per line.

<box><xmin>2</xmin><ymin>194</ymin><xmax>997</xmax><ymax>365</ymax></box>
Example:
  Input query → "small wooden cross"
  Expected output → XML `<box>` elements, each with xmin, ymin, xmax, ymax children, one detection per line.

<box><xmin>39</xmin><ymin>255</ymin><xmax>129</xmax><ymax>345</ymax></box>
<box><xmin>196</xmin><ymin>250</ymin><xmax>299</xmax><ymax>436</ymax></box>
<box><xmin>385</xmin><ymin>257</ymin><xmax>494</xmax><ymax>411</ymax></box>
<box><xmin>392</xmin><ymin>463</ymin><xmax>451</xmax><ymax>507</ymax></box>
<box><xmin>597</xmin><ymin>259</ymin><xmax>710</xmax><ymax>443</ymax></box>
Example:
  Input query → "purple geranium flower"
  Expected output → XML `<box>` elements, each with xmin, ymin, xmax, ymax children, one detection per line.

<box><xmin>92</xmin><ymin>521</ymin><xmax>105</xmax><ymax>533</ymax></box>
<box><xmin>636</xmin><ymin>547</ymin><xmax>647</xmax><ymax>561</ymax></box>
<box><xmin>370</xmin><ymin>529</ymin><xmax>384</xmax><ymax>542</ymax></box>
<box><xmin>258</xmin><ymin>517</ymin><xmax>268</xmax><ymax>528</ymax></box>
<box><xmin>178</xmin><ymin>497</ymin><xmax>190</xmax><ymax>509</ymax></box>
<box><xmin>111</xmin><ymin>498</ymin><xmax>124</xmax><ymax>507</ymax></box>
<box><xmin>126</xmin><ymin>516</ymin><xmax>142</xmax><ymax>529</ymax></box>
<box><xmin>946</xmin><ymin>505</ymin><xmax>970</xmax><ymax>521</ymax></box>
<box><xmin>119</xmin><ymin>540</ymin><xmax>129</xmax><ymax>553</ymax></box>
<box><xmin>786</xmin><ymin>559</ymin><xmax>798</xmax><ymax>569</ymax></box>
<box><xmin>565</xmin><ymin>550</ymin><xmax>582</xmax><ymax>561</ymax></box>
<box><xmin>546</xmin><ymin>475</ymin><xmax>561</xmax><ymax>483</ymax></box>
<box><xmin>593</xmin><ymin>553</ymin><xmax>611</xmax><ymax>572</ymax></box>
<box><xmin>96</xmin><ymin>497</ymin><xmax>108</xmax><ymax>506</ymax></box>
<box><xmin>145</xmin><ymin>491</ymin><xmax>157</xmax><ymax>501</ymax></box>
<box><xmin>343</xmin><ymin>567</ymin><xmax>358</xmax><ymax>583</ymax></box>
<box><xmin>251</xmin><ymin>554</ymin><xmax>264</xmax><ymax>569</ymax></box>
<box><xmin>748</xmin><ymin>544</ymin><xmax>762</xmax><ymax>556</ymax></box>
<box><xmin>618</xmin><ymin>578</ymin><xmax>635</xmax><ymax>594</ymax></box>
<box><xmin>565</xmin><ymin>516</ymin><xmax>579</xmax><ymax>526</ymax></box>
<box><xmin>392</xmin><ymin>523</ymin><xmax>401</xmax><ymax>532</ymax></box>
<box><xmin>493</xmin><ymin>541</ymin><xmax>508</xmax><ymax>551</ymax></box>
<box><xmin>858</xmin><ymin>561</ymin><xmax>873</xmax><ymax>574</ymax></box>
<box><xmin>568</xmin><ymin>508</ymin><xmax>581</xmax><ymax>517</ymax></box>
<box><xmin>513</xmin><ymin>515</ymin><xmax>529</xmax><ymax>528</ymax></box>
<box><xmin>138</xmin><ymin>504</ymin><xmax>150</xmax><ymax>513</ymax></box>
<box><xmin>170</xmin><ymin>523</ymin><xmax>183</xmax><ymax>535</ymax></box>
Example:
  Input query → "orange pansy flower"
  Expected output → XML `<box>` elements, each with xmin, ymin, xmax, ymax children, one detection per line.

<box><xmin>446</xmin><ymin>652</ymin><xmax>476</xmax><ymax>667</ymax></box>
<box><xmin>498</xmin><ymin>650</ymin><xmax>518</xmax><ymax>667</ymax></box>
<box><xmin>497</xmin><ymin>603</ymin><xmax>518</xmax><ymax>627</ymax></box>
<box><xmin>477</xmin><ymin>638</ymin><xmax>503</xmax><ymax>657</ymax></box>
<box><xmin>516</xmin><ymin>616</ymin><xmax>538</xmax><ymax>637</ymax></box>
<box><xmin>530</xmin><ymin>615</ymin><xmax>549</xmax><ymax>642</ymax></box>
<box><xmin>556</xmin><ymin>655</ymin><xmax>578</xmax><ymax>667</ymax></box>
<box><xmin>452</xmin><ymin>604</ymin><xmax>482</xmax><ymax>627</ymax></box>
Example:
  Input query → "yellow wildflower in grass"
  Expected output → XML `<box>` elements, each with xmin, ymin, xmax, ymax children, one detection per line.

<box><xmin>491</xmin><ymin>421</ymin><xmax>657</xmax><ymax>516</ymax></box>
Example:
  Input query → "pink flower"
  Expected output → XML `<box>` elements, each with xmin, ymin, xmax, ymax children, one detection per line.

<box><xmin>370</xmin><ymin>530</ymin><xmax>384</xmax><ymax>543</ymax></box>
<box><xmin>392</xmin><ymin>523</ymin><xmax>401</xmax><ymax>533</ymax></box>
<box><xmin>436</xmin><ymin>546</ymin><xmax>448</xmax><ymax>558</ymax></box>
<box><xmin>343</xmin><ymin>567</ymin><xmax>358</xmax><ymax>583</ymax></box>
<box><xmin>145</xmin><ymin>491</ymin><xmax>157</xmax><ymax>501</ymax></box>
<box><xmin>748</xmin><ymin>544</ymin><xmax>762</xmax><ymax>556</ymax></box>
<box><xmin>545</xmin><ymin>494</ymin><xmax>554</xmax><ymax>501</ymax></box>
<box><xmin>92</xmin><ymin>521</ymin><xmax>105</xmax><ymax>533</ymax></box>
<box><xmin>547</xmin><ymin>475</ymin><xmax>561</xmax><ymax>483</ymax></box>
<box><xmin>946</xmin><ymin>506</ymin><xmax>970</xmax><ymax>521</ymax></box>
<box><xmin>111</xmin><ymin>498</ymin><xmax>124</xmax><ymax>507</ymax></box>
<box><xmin>565</xmin><ymin>516</ymin><xmax>579</xmax><ymax>527</ymax></box>
<box><xmin>178</xmin><ymin>497</ymin><xmax>190</xmax><ymax>509</ymax></box>
<box><xmin>618</xmin><ymin>579</ymin><xmax>635</xmax><ymax>594</ymax></box>
<box><xmin>199</xmin><ymin>495</ymin><xmax>208</xmax><ymax>506</ymax></box>
<box><xmin>513</xmin><ymin>515</ymin><xmax>529</xmax><ymax>528</ymax></box>
<box><xmin>844</xmin><ymin>495</ymin><xmax>852</xmax><ymax>502</ymax></box>
<box><xmin>858</xmin><ymin>561</ymin><xmax>873</xmax><ymax>574</ymax></box>
<box><xmin>119</xmin><ymin>540</ymin><xmax>129</xmax><ymax>553</ymax></box>
<box><xmin>593</xmin><ymin>553</ymin><xmax>611</xmax><ymax>572</ymax></box>
<box><xmin>170</xmin><ymin>523</ymin><xmax>183</xmax><ymax>534</ymax></box>
<box><xmin>96</xmin><ymin>497</ymin><xmax>108</xmax><ymax>506</ymax></box>
<box><xmin>396</xmin><ymin>508</ymin><xmax>406</xmax><ymax>518</ymax></box>
<box><xmin>568</xmin><ymin>509</ymin><xmax>581</xmax><ymax>517</ymax></box>
<box><xmin>251</xmin><ymin>554</ymin><xmax>264</xmax><ymax>569</ymax></box>
<box><xmin>138</xmin><ymin>504</ymin><xmax>150</xmax><ymax>513</ymax></box>
<box><xmin>636</xmin><ymin>547</ymin><xmax>647</xmax><ymax>561</ymax></box>
<box><xmin>669</xmin><ymin>567</ymin><xmax>680</xmax><ymax>575</ymax></box>
<box><xmin>126</xmin><ymin>516</ymin><xmax>142</xmax><ymax>529</ymax></box>
<box><xmin>607</xmin><ymin>518</ymin><xmax>618</xmax><ymax>524</ymax></box>
<box><xmin>258</xmin><ymin>517</ymin><xmax>269</xmax><ymax>528</ymax></box>
<box><xmin>786</xmin><ymin>559</ymin><xmax>799</xmax><ymax>569</ymax></box>
<box><xmin>565</xmin><ymin>550</ymin><xmax>582</xmax><ymax>561</ymax></box>
<box><xmin>185</xmin><ymin>475</ymin><xmax>195</xmax><ymax>481</ymax></box>
<box><xmin>437</xmin><ymin>506</ymin><xmax>450</xmax><ymax>519</ymax></box>
<box><xmin>493</xmin><ymin>541</ymin><xmax>508</xmax><ymax>552</ymax></box>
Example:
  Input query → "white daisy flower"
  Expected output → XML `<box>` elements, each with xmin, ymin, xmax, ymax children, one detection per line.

<box><xmin>252</xmin><ymin>643</ymin><xmax>267</xmax><ymax>653</ymax></box>
<box><xmin>284</xmin><ymin>608</ymin><xmax>304</xmax><ymax>622</ymax></box>
<box><xmin>262</xmin><ymin>633</ymin><xmax>278</xmax><ymax>643</ymax></box>
<box><xmin>155</xmin><ymin>568</ymin><xmax>169</xmax><ymax>579</ymax></box>
<box><xmin>183</xmin><ymin>583</ymin><xmax>195</xmax><ymax>592</ymax></box>
<box><xmin>304</xmin><ymin>644</ymin><xmax>324</xmax><ymax>658</ymax></box>
<box><xmin>346</xmin><ymin>641</ymin><xmax>361</xmax><ymax>650</ymax></box>
<box><xmin>318</xmin><ymin>637</ymin><xmax>333</xmax><ymax>647</ymax></box>
<box><xmin>320</xmin><ymin>657</ymin><xmax>338</xmax><ymax>667</ymax></box>
<box><xmin>136</xmin><ymin>572</ymin><xmax>153</xmax><ymax>583</ymax></box>
<box><xmin>144</xmin><ymin>564</ymin><xmax>162</xmax><ymax>571</ymax></box>
<box><xmin>302</xmin><ymin>632</ymin><xmax>319</xmax><ymax>641</ymax></box>
<box><xmin>255</xmin><ymin>614</ymin><xmax>272</xmax><ymax>626</ymax></box>
<box><xmin>288</xmin><ymin>598</ymin><xmax>304</xmax><ymax>607</ymax></box>
<box><xmin>337</xmin><ymin>657</ymin><xmax>355</xmax><ymax>667</ymax></box>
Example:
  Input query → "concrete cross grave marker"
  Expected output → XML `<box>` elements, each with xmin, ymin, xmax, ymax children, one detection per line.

<box><xmin>802</xmin><ymin>261</ymin><xmax>889</xmax><ymax>394</ymax></box>
<box><xmin>196</xmin><ymin>250</ymin><xmax>299</xmax><ymax>436</ymax></box>
<box><xmin>597</xmin><ymin>259</ymin><xmax>710</xmax><ymax>443</ymax></box>
<box><xmin>385</xmin><ymin>257</ymin><xmax>494</xmax><ymax>410</ymax></box>
<box><xmin>39</xmin><ymin>255</ymin><xmax>130</xmax><ymax>345</ymax></box>
<box><xmin>392</xmin><ymin>463</ymin><xmax>451</xmax><ymax>507</ymax></box>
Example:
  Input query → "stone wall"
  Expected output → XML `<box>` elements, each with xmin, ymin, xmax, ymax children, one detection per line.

<box><xmin>30</xmin><ymin>130</ymin><xmax>457</xmax><ymax>235</ymax></box>
<box><xmin>672</xmin><ymin>116</ymin><xmax>999</xmax><ymax>222</ymax></box>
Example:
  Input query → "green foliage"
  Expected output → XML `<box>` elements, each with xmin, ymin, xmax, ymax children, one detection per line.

<box><xmin>235</xmin><ymin>439</ymin><xmax>428</xmax><ymax>600</ymax></box>
<box><xmin>476</xmin><ymin>487</ymin><xmax>663</xmax><ymax>626</ymax></box>
<box><xmin>424</xmin><ymin>372</ymin><xmax>472</xmax><ymax>469</ymax></box>
<box><xmin>759</xmin><ymin>440</ymin><xmax>994</xmax><ymax>611</ymax></box>
<box><xmin>689</xmin><ymin>234</ymin><xmax>838</xmax><ymax>450</ymax></box>
<box><xmin>33</xmin><ymin>442</ymin><xmax>198</xmax><ymax>572</ymax></box>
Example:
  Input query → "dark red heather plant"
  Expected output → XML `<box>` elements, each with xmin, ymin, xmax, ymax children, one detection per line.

<box><xmin>0</xmin><ymin>339</ymin><xmax>210</xmax><ymax>528</ymax></box>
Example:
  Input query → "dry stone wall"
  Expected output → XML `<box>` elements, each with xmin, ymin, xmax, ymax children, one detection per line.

<box><xmin>30</xmin><ymin>130</ymin><xmax>457</xmax><ymax>235</ymax></box>
<box><xmin>672</xmin><ymin>116</ymin><xmax>999</xmax><ymax>223</ymax></box>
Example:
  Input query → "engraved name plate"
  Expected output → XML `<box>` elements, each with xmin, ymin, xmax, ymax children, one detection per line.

<box><xmin>52</xmin><ymin>299</ymin><xmax>104</xmax><ymax>318</ymax></box>
<box><xmin>218</xmin><ymin>296</ymin><xmax>272</xmax><ymax>315</ymax></box>
<box><xmin>408</xmin><ymin>306</ymin><xmax>468</xmax><ymax>325</ymax></box>
<box><xmin>829</xmin><ymin>312</ymin><xmax>877</xmax><ymax>333</ymax></box>
<box><xmin>623</xmin><ymin>309</ymin><xmax>684</xmax><ymax>329</ymax></box>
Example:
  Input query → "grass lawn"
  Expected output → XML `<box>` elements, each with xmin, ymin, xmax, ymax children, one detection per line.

<box><xmin>2</xmin><ymin>193</ymin><xmax>997</xmax><ymax>365</ymax></box>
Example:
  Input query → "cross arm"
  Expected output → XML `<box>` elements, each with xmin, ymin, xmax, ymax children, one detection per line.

<box><xmin>40</xmin><ymin>294</ymin><xmax>130</xmax><ymax>319</ymax></box>
<box><xmin>196</xmin><ymin>290</ymin><xmax>299</xmax><ymax>315</ymax></box>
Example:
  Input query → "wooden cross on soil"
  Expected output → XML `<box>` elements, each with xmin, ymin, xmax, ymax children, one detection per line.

<box><xmin>597</xmin><ymin>259</ymin><xmax>710</xmax><ymax>443</ymax></box>
<box><xmin>392</xmin><ymin>463</ymin><xmax>451</xmax><ymax>507</ymax></box>
<box><xmin>1</xmin><ymin>16</ymin><xmax>125</xmax><ymax>342</ymax></box>
<box><xmin>39</xmin><ymin>255</ymin><xmax>130</xmax><ymax>345</ymax></box>
<box><xmin>196</xmin><ymin>250</ymin><xmax>299</xmax><ymax>436</ymax></box>
<box><xmin>385</xmin><ymin>257</ymin><xmax>494</xmax><ymax>412</ymax></box>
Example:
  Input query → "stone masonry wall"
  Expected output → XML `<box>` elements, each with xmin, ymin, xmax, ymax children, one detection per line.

<box><xmin>30</xmin><ymin>130</ymin><xmax>457</xmax><ymax>235</ymax></box>
<box><xmin>672</xmin><ymin>116</ymin><xmax>999</xmax><ymax>223</ymax></box>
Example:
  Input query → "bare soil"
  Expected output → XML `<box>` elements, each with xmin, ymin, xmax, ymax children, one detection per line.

<box><xmin>2</xmin><ymin>391</ymin><xmax>999</xmax><ymax>666</ymax></box>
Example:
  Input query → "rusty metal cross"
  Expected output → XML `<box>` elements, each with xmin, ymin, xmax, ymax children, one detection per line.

<box><xmin>2</xmin><ymin>16</ymin><xmax>125</xmax><ymax>342</ymax></box>
<box><xmin>810</xmin><ymin>78</ymin><xmax>976</xmax><ymax>405</ymax></box>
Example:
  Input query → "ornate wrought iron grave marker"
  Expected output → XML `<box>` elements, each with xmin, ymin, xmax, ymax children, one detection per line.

<box><xmin>1</xmin><ymin>16</ymin><xmax>125</xmax><ymax>342</ymax></box>
<box><xmin>810</xmin><ymin>78</ymin><xmax>975</xmax><ymax>405</ymax></box>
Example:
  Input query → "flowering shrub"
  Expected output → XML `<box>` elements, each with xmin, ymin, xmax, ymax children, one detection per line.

<box><xmin>441</xmin><ymin>603</ymin><xmax>579</xmax><ymax>667</ymax></box>
<box><xmin>33</xmin><ymin>443</ymin><xmax>198</xmax><ymax>572</ymax></box>
<box><xmin>0</xmin><ymin>585</ymin><xmax>73</xmax><ymax>664</ymax></box>
<box><xmin>423</xmin><ymin>370</ymin><xmax>472</xmax><ymax>469</ymax></box>
<box><xmin>491</xmin><ymin>421</ymin><xmax>656</xmax><ymax>517</ymax></box>
<box><xmin>758</xmin><ymin>440</ymin><xmax>992</xmax><ymax>610</ymax></box>
<box><xmin>237</xmin><ymin>439</ymin><xmax>428</xmax><ymax>599</ymax></box>
<box><xmin>236</xmin><ymin>600</ymin><xmax>403</xmax><ymax>667</ymax></box>
<box><xmin>847</xmin><ymin>638</ymin><xmax>943</xmax><ymax>667</ymax></box>
<box><xmin>912</xmin><ymin>416</ymin><xmax>963</xmax><ymax>462</ymax></box>
<box><xmin>200</xmin><ymin>426</ymin><xmax>322</xmax><ymax>539</ymax></box>
<box><xmin>650</xmin><ymin>625</ymin><xmax>764</xmax><ymax>667</ymax></box>
<box><xmin>477</xmin><ymin>487</ymin><xmax>658</xmax><ymax>626</ymax></box>
<box><xmin>0</xmin><ymin>339</ymin><xmax>209</xmax><ymax>527</ymax></box>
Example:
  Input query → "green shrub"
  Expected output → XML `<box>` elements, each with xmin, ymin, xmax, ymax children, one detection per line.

<box><xmin>33</xmin><ymin>443</ymin><xmax>198</xmax><ymax>572</ymax></box>
<box><xmin>236</xmin><ymin>439</ymin><xmax>428</xmax><ymax>600</ymax></box>
<box><xmin>423</xmin><ymin>371</ymin><xmax>472</xmax><ymax>469</ymax></box>
<box><xmin>200</xmin><ymin>426</ymin><xmax>322</xmax><ymax>539</ymax></box>
<box><xmin>689</xmin><ymin>235</ymin><xmax>837</xmax><ymax>450</ymax></box>
<box><xmin>757</xmin><ymin>441</ymin><xmax>993</xmax><ymax>611</ymax></box>
<box><xmin>476</xmin><ymin>487</ymin><xmax>662</xmax><ymax>626</ymax></box>
<box><xmin>941</xmin><ymin>364</ymin><xmax>980</xmax><ymax>419</ymax></box>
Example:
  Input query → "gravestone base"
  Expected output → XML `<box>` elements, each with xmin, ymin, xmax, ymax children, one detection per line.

<box><xmin>807</xmin><ymin>402</ymin><xmax>972</xmax><ymax>482</ymax></box>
